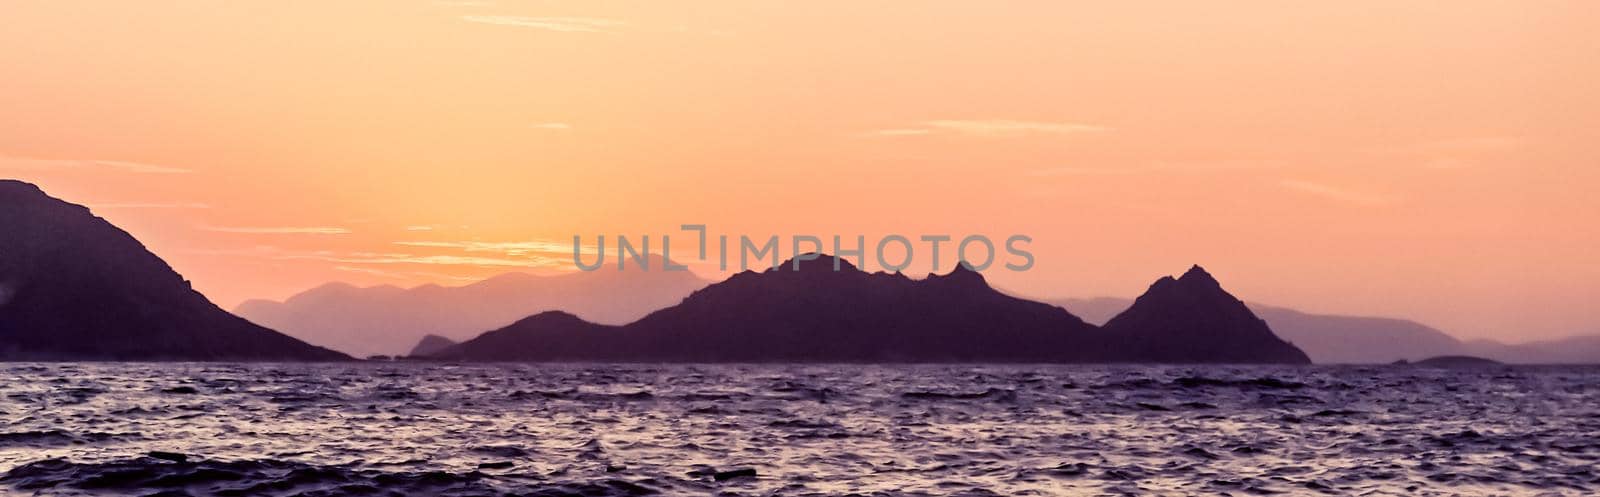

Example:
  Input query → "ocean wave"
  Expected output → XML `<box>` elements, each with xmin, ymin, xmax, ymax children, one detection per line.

<box><xmin>1</xmin><ymin>363</ymin><xmax>1597</xmax><ymax>495</ymax></box>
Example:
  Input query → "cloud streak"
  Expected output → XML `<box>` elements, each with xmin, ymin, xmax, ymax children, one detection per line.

<box><xmin>1026</xmin><ymin>166</ymin><xmax>1146</xmax><ymax>177</ymax></box>
<box><xmin>865</xmin><ymin>120</ymin><xmax>1110</xmax><ymax>138</ymax></box>
<box><xmin>461</xmin><ymin>16</ymin><xmax>625</xmax><ymax>33</ymax></box>
<box><xmin>860</xmin><ymin>128</ymin><xmax>935</xmax><ymax>137</ymax></box>
<box><xmin>925</xmin><ymin>120</ymin><xmax>1110</xmax><ymax>136</ymax></box>
<box><xmin>203</xmin><ymin>226</ymin><xmax>352</xmax><ymax>235</ymax></box>
<box><xmin>294</xmin><ymin>252</ymin><xmax>563</xmax><ymax>269</ymax></box>
<box><xmin>396</xmin><ymin>239</ymin><xmax>600</xmax><ymax>256</ymax></box>
<box><xmin>88</xmin><ymin>202</ymin><xmax>211</xmax><ymax>210</ymax></box>
<box><xmin>0</xmin><ymin>155</ymin><xmax>191</xmax><ymax>174</ymax></box>
<box><xmin>1280</xmin><ymin>180</ymin><xmax>1393</xmax><ymax>207</ymax></box>
<box><xmin>333</xmin><ymin>265</ymin><xmax>482</xmax><ymax>282</ymax></box>
<box><xmin>330</xmin><ymin>254</ymin><xmax>548</xmax><ymax>268</ymax></box>
<box><xmin>1405</xmin><ymin>136</ymin><xmax>1528</xmax><ymax>170</ymax></box>
<box><xmin>189</xmin><ymin>245</ymin><xmax>560</xmax><ymax>270</ymax></box>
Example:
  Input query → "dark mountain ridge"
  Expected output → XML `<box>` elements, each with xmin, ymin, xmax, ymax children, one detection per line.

<box><xmin>0</xmin><ymin>180</ymin><xmax>348</xmax><ymax>361</ymax></box>
<box><xmin>433</xmin><ymin>256</ymin><xmax>1310</xmax><ymax>364</ymax></box>
<box><xmin>1100</xmin><ymin>266</ymin><xmax>1310</xmax><ymax>364</ymax></box>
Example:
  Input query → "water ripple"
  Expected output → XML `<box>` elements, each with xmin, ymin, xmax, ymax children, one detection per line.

<box><xmin>0</xmin><ymin>363</ymin><xmax>1596</xmax><ymax>496</ymax></box>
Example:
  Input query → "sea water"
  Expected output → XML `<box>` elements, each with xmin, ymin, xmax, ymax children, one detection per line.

<box><xmin>1</xmin><ymin>363</ymin><xmax>1596</xmax><ymax>496</ymax></box>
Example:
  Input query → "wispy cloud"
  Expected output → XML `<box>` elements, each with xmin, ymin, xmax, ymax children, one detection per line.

<box><xmin>1026</xmin><ymin>166</ymin><xmax>1146</xmax><ymax>177</ymax></box>
<box><xmin>1025</xmin><ymin>158</ymin><xmax>1285</xmax><ymax>177</ymax></box>
<box><xmin>333</xmin><ymin>265</ymin><xmax>482</xmax><ymax>282</ymax></box>
<box><xmin>332</xmin><ymin>265</ymin><xmax>411</xmax><ymax>280</ymax></box>
<box><xmin>1280</xmin><ymin>180</ymin><xmax>1393</xmax><ymax>207</ymax></box>
<box><xmin>860</xmin><ymin>128</ymin><xmax>935</xmax><ymax>137</ymax></box>
<box><xmin>203</xmin><ymin>226</ymin><xmax>352</xmax><ymax>235</ymax></box>
<box><xmin>1407</xmin><ymin>136</ymin><xmax>1527</xmax><ymax>154</ymax></box>
<box><xmin>667</xmin><ymin>24</ymin><xmax>733</xmax><ymax>36</ymax></box>
<box><xmin>315</xmin><ymin>253</ymin><xmax>560</xmax><ymax>268</ymax></box>
<box><xmin>864</xmin><ymin>120</ymin><xmax>1110</xmax><ymax>138</ymax></box>
<box><xmin>925</xmin><ymin>120</ymin><xmax>1110</xmax><ymax>136</ymax></box>
<box><xmin>261</xmin><ymin>248</ymin><xmax>558</xmax><ymax>268</ymax></box>
<box><xmin>1147</xmin><ymin>159</ymin><xmax>1287</xmax><ymax>171</ymax></box>
<box><xmin>1367</xmin><ymin>136</ymin><xmax>1529</xmax><ymax>170</ymax></box>
<box><xmin>187</xmin><ymin>245</ymin><xmax>560</xmax><ymax>270</ymax></box>
<box><xmin>396</xmin><ymin>239</ymin><xmax>599</xmax><ymax>256</ymax></box>
<box><xmin>88</xmin><ymin>202</ymin><xmax>211</xmax><ymax>210</ymax></box>
<box><xmin>0</xmin><ymin>155</ymin><xmax>191</xmax><ymax>174</ymax></box>
<box><xmin>404</xmin><ymin>225</ymin><xmax>436</xmax><ymax>232</ymax></box>
<box><xmin>88</xmin><ymin>160</ymin><xmax>191</xmax><ymax>174</ymax></box>
<box><xmin>462</xmin><ymin>16</ymin><xmax>625</xmax><ymax>33</ymax></box>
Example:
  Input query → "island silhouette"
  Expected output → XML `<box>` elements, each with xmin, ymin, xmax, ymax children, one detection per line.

<box><xmin>1056</xmin><ymin>297</ymin><xmax>1600</xmax><ymax>364</ymax></box>
<box><xmin>0</xmin><ymin>180</ymin><xmax>348</xmax><ymax>361</ymax></box>
<box><xmin>425</xmin><ymin>255</ymin><xmax>1310</xmax><ymax>364</ymax></box>
<box><xmin>2</xmin><ymin>179</ymin><xmax>1310</xmax><ymax>363</ymax></box>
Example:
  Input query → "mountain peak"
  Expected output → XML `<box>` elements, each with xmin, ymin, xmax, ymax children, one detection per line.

<box><xmin>0</xmin><ymin>180</ymin><xmax>88</xmax><ymax>214</ymax></box>
<box><xmin>774</xmin><ymin>253</ymin><xmax>861</xmax><ymax>273</ymax></box>
<box><xmin>1177</xmin><ymin>264</ymin><xmax>1221</xmax><ymax>288</ymax></box>
<box><xmin>1102</xmin><ymin>265</ymin><xmax>1311</xmax><ymax>364</ymax></box>
<box><xmin>928</xmin><ymin>262</ymin><xmax>989</xmax><ymax>288</ymax></box>
<box><xmin>0</xmin><ymin>179</ymin><xmax>45</xmax><ymax>196</ymax></box>
<box><xmin>444</xmin><ymin>248</ymin><xmax>1104</xmax><ymax>362</ymax></box>
<box><xmin>514</xmin><ymin>310</ymin><xmax>587</xmax><ymax>325</ymax></box>
<box><xmin>408</xmin><ymin>334</ymin><xmax>458</xmax><ymax>357</ymax></box>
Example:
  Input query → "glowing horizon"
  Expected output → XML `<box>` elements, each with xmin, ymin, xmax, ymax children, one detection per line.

<box><xmin>2</xmin><ymin>1</ymin><xmax>1596</xmax><ymax>343</ymax></box>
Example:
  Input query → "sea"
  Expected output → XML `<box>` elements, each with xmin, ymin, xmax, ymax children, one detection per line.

<box><xmin>1</xmin><ymin>363</ymin><xmax>1596</xmax><ymax>496</ymax></box>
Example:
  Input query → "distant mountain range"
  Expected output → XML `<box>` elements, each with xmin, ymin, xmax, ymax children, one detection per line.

<box><xmin>428</xmin><ymin>256</ymin><xmax>1310</xmax><ymax>364</ymax></box>
<box><xmin>1049</xmin><ymin>296</ymin><xmax>1600</xmax><ymax>364</ymax></box>
<box><xmin>0</xmin><ymin>180</ymin><xmax>347</xmax><ymax>361</ymax></box>
<box><xmin>5</xmin><ymin>179</ymin><xmax>1585</xmax><ymax>364</ymax></box>
<box><xmin>1461</xmin><ymin>335</ymin><xmax>1600</xmax><ymax>365</ymax></box>
<box><xmin>236</xmin><ymin>257</ymin><xmax>706</xmax><ymax>357</ymax></box>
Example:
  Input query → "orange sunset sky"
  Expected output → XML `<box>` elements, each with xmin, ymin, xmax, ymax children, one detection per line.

<box><xmin>1</xmin><ymin>2</ymin><xmax>1597</xmax><ymax>342</ymax></box>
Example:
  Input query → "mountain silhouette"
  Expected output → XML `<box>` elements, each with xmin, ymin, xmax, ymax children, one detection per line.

<box><xmin>407</xmin><ymin>334</ymin><xmax>457</xmax><ymax>357</ymax></box>
<box><xmin>235</xmin><ymin>256</ymin><xmax>706</xmax><ymax>356</ymax></box>
<box><xmin>1100</xmin><ymin>265</ymin><xmax>1310</xmax><ymax>364</ymax></box>
<box><xmin>432</xmin><ymin>256</ymin><xmax>1309</xmax><ymax>363</ymax></box>
<box><xmin>1049</xmin><ymin>296</ymin><xmax>1467</xmax><ymax>364</ymax></box>
<box><xmin>1460</xmin><ymin>335</ymin><xmax>1600</xmax><ymax>364</ymax></box>
<box><xmin>1248</xmin><ymin>306</ymin><xmax>1464</xmax><ymax>364</ymax></box>
<box><xmin>1047</xmin><ymin>296</ymin><xmax>1600</xmax><ymax>364</ymax></box>
<box><xmin>431</xmin><ymin>311</ymin><xmax>623</xmax><ymax>361</ymax></box>
<box><xmin>0</xmin><ymin>180</ymin><xmax>348</xmax><ymax>361</ymax></box>
<box><xmin>1406</xmin><ymin>355</ymin><xmax>1503</xmax><ymax>367</ymax></box>
<box><xmin>434</xmin><ymin>256</ymin><xmax>1103</xmax><ymax>362</ymax></box>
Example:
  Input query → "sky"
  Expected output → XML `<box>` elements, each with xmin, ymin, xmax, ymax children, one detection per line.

<box><xmin>1</xmin><ymin>1</ymin><xmax>1597</xmax><ymax>343</ymax></box>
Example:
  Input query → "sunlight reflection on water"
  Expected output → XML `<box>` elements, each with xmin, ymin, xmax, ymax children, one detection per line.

<box><xmin>1</xmin><ymin>363</ymin><xmax>1596</xmax><ymax>496</ymax></box>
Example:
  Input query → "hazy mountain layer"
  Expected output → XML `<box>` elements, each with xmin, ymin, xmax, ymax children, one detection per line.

<box><xmin>1050</xmin><ymin>296</ymin><xmax>1598</xmax><ymax>364</ymax></box>
<box><xmin>236</xmin><ymin>257</ymin><xmax>706</xmax><ymax>357</ymax></box>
